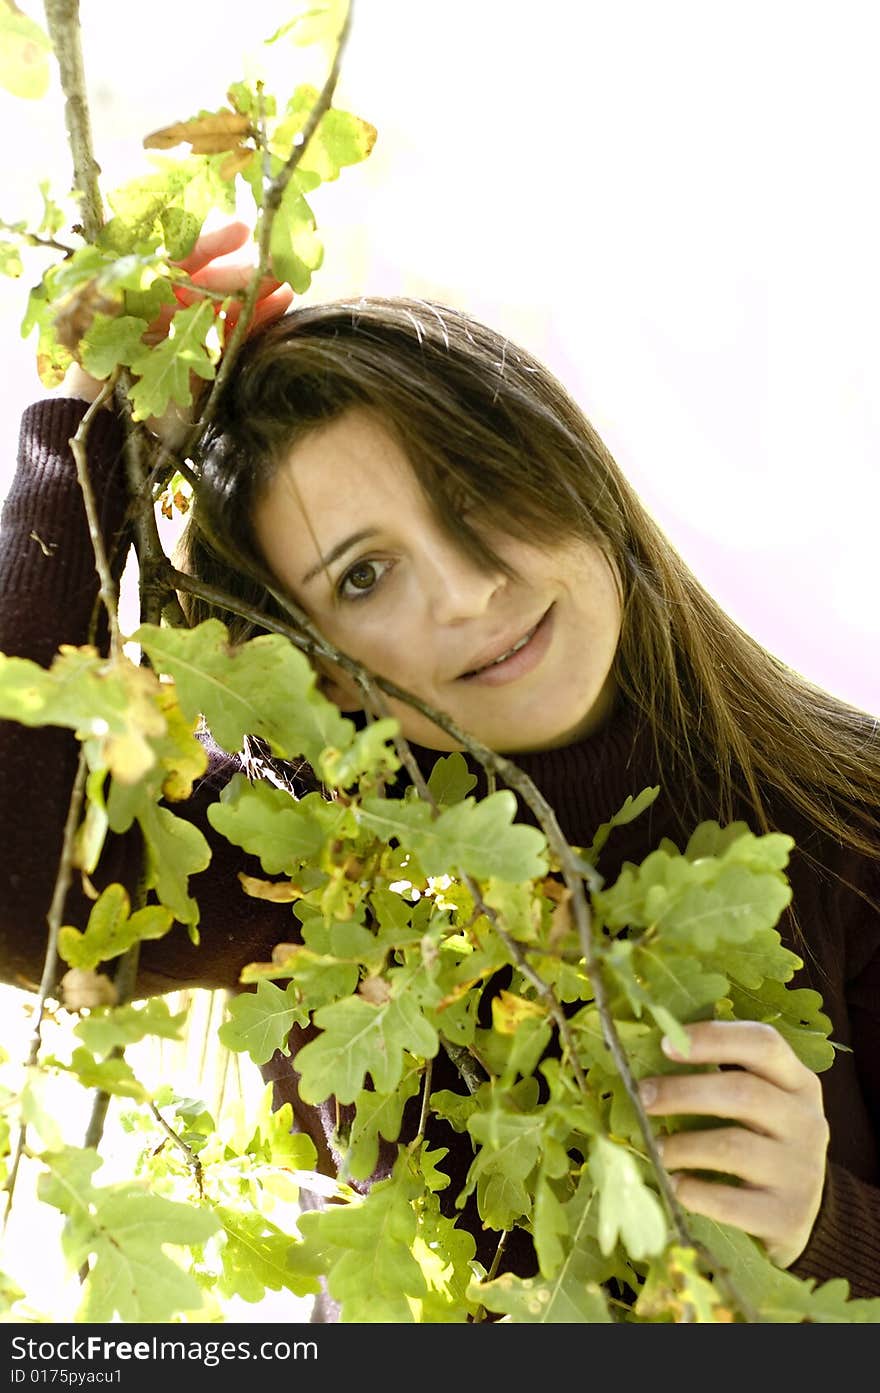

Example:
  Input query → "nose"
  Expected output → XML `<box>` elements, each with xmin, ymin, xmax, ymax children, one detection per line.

<box><xmin>422</xmin><ymin>536</ymin><xmax>506</xmax><ymax>625</ymax></box>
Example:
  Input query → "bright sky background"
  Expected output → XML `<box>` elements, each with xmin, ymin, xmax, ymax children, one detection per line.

<box><xmin>1</xmin><ymin>0</ymin><xmax>878</xmax><ymax>716</ymax></box>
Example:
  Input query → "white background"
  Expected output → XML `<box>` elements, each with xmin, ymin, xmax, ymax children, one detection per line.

<box><xmin>2</xmin><ymin>0</ymin><xmax>878</xmax><ymax>716</ymax></box>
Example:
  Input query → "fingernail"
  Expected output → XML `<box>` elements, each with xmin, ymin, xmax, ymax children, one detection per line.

<box><xmin>639</xmin><ymin>1080</ymin><xmax>657</xmax><ymax>1106</ymax></box>
<box><xmin>661</xmin><ymin>1035</ymin><xmax>685</xmax><ymax>1059</ymax></box>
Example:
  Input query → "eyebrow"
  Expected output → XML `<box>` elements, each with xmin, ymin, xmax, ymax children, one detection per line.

<box><xmin>300</xmin><ymin>529</ymin><xmax>379</xmax><ymax>586</ymax></box>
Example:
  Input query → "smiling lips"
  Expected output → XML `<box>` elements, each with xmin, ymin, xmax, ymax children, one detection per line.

<box><xmin>457</xmin><ymin>605</ymin><xmax>555</xmax><ymax>686</ymax></box>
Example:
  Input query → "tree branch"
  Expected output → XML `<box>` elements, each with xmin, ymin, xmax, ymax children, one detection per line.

<box><xmin>181</xmin><ymin>0</ymin><xmax>355</xmax><ymax>447</ymax></box>
<box><xmin>42</xmin><ymin>0</ymin><xmax>104</xmax><ymax>241</ymax></box>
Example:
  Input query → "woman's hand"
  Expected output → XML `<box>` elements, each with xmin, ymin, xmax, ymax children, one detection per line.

<box><xmin>58</xmin><ymin>218</ymin><xmax>293</xmax><ymax>435</ymax></box>
<box><xmin>145</xmin><ymin>219</ymin><xmax>294</xmax><ymax>347</ymax></box>
<box><xmin>638</xmin><ymin>1019</ymin><xmax>830</xmax><ymax>1268</ymax></box>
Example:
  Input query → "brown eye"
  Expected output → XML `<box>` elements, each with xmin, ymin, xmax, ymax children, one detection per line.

<box><xmin>348</xmin><ymin>562</ymin><xmax>376</xmax><ymax>590</ymax></box>
<box><xmin>338</xmin><ymin>558</ymin><xmax>391</xmax><ymax>601</ymax></box>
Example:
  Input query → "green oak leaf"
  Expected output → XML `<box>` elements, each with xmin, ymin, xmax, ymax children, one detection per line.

<box><xmin>246</xmin><ymin>1088</ymin><xmax>318</xmax><ymax>1171</ymax></box>
<box><xmin>38</xmin><ymin>1146</ymin><xmax>219</xmax><ymax>1322</ymax></box>
<box><xmin>268</xmin><ymin>171</ymin><xmax>324</xmax><ymax>293</ymax></box>
<box><xmin>344</xmin><ymin>1064</ymin><xmax>422</xmax><ymax>1181</ymax></box>
<box><xmin>265</xmin><ymin>0</ymin><xmax>348</xmax><ymax>49</ymax></box>
<box><xmin>0</xmin><ymin>242</ymin><xmax>23</xmax><ymax>278</ymax></box>
<box><xmin>470</xmin><ymin>1270</ymin><xmax>612</xmax><ymax>1324</ymax></box>
<box><xmin>58</xmin><ymin>883</ymin><xmax>173</xmax><ymax>970</ymax></box>
<box><xmin>702</xmin><ymin>927</ymin><xmax>801</xmax><ymax>990</ymax></box>
<box><xmin>218</xmin><ymin>979</ymin><xmax>308</xmax><ymax>1066</ymax></box>
<box><xmin>135</xmin><ymin>800</ymin><xmax>210</xmax><ymax>930</ymax></box>
<box><xmin>0</xmin><ymin>3</ymin><xmax>52</xmax><ymax>99</ymax></box>
<box><xmin>685</xmin><ymin>820</ymin><xmax>794</xmax><ymax>871</ymax></box>
<box><xmin>295</xmin><ymin>1159</ymin><xmax>426</xmax><ymax>1322</ymax></box>
<box><xmin>429</xmin><ymin>1088</ymin><xmax>480</xmax><ymax>1134</ymax></box>
<box><xmin>208</xmin><ymin>775</ymin><xmax>350</xmax><ymax>875</ymax></box>
<box><xmin>410</xmin><ymin>1193</ymin><xmax>478</xmax><ymax>1321</ymax></box>
<box><xmin>427</xmin><ymin>752</ymin><xmax>478</xmax><ymax>805</ymax></box>
<box><xmin>127</xmin><ymin>299</ymin><xmax>216</xmax><ymax>420</ymax></box>
<box><xmin>688</xmin><ymin>1216</ymin><xmax>880</xmax><ymax>1322</ymax></box>
<box><xmin>533</xmin><ymin>1172</ymin><xmax>570</xmax><ymax>1278</ymax></box>
<box><xmin>213</xmin><ymin>1206</ymin><xmax>319</xmax><ymax>1303</ymax></box>
<box><xmin>275</xmin><ymin>86</ymin><xmax>377</xmax><ymax>182</ymax></box>
<box><xmin>461</xmin><ymin>1093</ymin><xmax>545</xmax><ymax>1229</ymax></box>
<box><xmin>723</xmin><ymin>979</ymin><xmax>835</xmax><ymax>1072</ymax></box>
<box><xmin>318</xmin><ymin>716</ymin><xmax>401</xmax><ymax>789</ymax></box>
<box><xmin>57</xmin><ymin>1047</ymin><xmax>150</xmax><ymax>1103</ymax></box>
<box><xmin>581</xmin><ymin>784</ymin><xmax>661</xmax><ymax>867</ymax></box>
<box><xmin>605</xmin><ymin>938</ymin><xmax>727</xmax><ymax>1052</ymax></box>
<box><xmin>360</xmin><ymin>789</ymin><xmax>547</xmax><ymax>883</ymax></box>
<box><xmin>297</xmin><ymin>992</ymin><xmax>439</xmax><ymax>1104</ymax></box>
<box><xmin>20</xmin><ymin>1068</ymin><xmax>64</xmax><ymax>1150</ymax></box>
<box><xmin>80</xmin><ymin>312</ymin><xmax>149</xmax><ymax>379</ymax></box>
<box><xmin>74</xmin><ymin>998</ymin><xmax>186</xmax><ymax>1057</ymax></box>
<box><xmin>636</xmin><ymin>1243</ymin><xmax>727</xmax><ymax>1322</ymax></box>
<box><xmin>589</xmin><ymin>1135</ymin><xmax>667</xmax><ymax>1261</ymax></box>
<box><xmin>135</xmin><ymin>619</ymin><xmax>354</xmax><ymax>764</ymax></box>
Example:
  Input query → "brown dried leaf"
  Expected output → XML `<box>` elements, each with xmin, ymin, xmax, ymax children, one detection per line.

<box><xmin>548</xmin><ymin>890</ymin><xmax>573</xmax><ymax>951</ymax></box>
<box><xmin>358</xmin><ymin>976</ymin><xmax>391</xmax><ymax>1006</ymax></box>
<box><xmin>143</xmin><ymin>110</ymin><xmax>252</xmax><ymax>154</ymax></box>
<box><xmin>219</xmin><ymin>147</ymin><xmax>254</xmax><ymax>180</ymax></box>
<box><xmin>53</xmin><ymin>281</ymin><xmax>120</xmax><ymax>352</ymax></box>
<box><xmin>60</xmin><ymin>968</ymin><xmax>118</xmax><ymax>1011</ymax></box>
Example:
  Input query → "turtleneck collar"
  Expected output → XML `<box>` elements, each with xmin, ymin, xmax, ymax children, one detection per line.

<box><xmin>401</xmin><ymin>693</ymin><xmax>681</xmax><ymax>867</ymax></box>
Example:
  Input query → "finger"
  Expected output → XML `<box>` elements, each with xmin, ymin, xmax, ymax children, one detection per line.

<box><xmin>223</xmin><ymin>281</ymin><xmax>294</xmax><ymax>334</ymax></box>
<box><xmin>668</xmin><ymin>1174</ymin><xmax>784</xmax><ymax>1247</ymax></box>
<box><xmin>657</xmin><ymin>1125</ymin><xmax>787</xmax><ymax>1188</ymax></box>
<box><xmin>174</xmin><ymin>220</ymin><xmax>252</xmax><ymax>274</ymax></box>
<box><xmin>661</xmin><ymin>1020</ymin><xmax>812</xmax><ymax>1094</ymax></box>
<box><xmin>639</xmin><ymin>1070</ymin><xmax>798</xmax><ymax>1138</ymax></box>
<box><xmin>172</xmin><ymin>270</ymin><xmax>282</xmax><ymax>313</ymax></box>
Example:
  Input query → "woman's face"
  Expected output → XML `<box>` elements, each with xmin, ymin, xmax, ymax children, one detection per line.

<box><xmin>251</xmin><ymin>408</ymin><xmax>623</xmax><ymax>753</ymax></box>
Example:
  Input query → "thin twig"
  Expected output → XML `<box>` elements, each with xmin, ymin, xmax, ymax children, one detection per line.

<box><xmin>184</xmin><ymin>0</ymin><xmax>355</xmax><ymax>448</ymax></box>
<box><xmin>0</xmin><ymin>219</ymin><xmax>75</xmax><ymax>255</ymax></box>
<box><xmin>471</xmin><ymin>1231</ymin><xmax>509</xmax><ymax>1322</ymax></box>
<box><xmin>407</xmin><ymin>1060</ymin><xmax>434</xmax><ymax>1154</ymax></box>
<box><xmin>68</xmin><ymin>378</ymin><xmax>122</xmax><ymax>658</ymax></box>
<box><xmin>42</xmin><ymin>0</ymin><xmax>104</xmax><ymax>241</ymax></box>
<box><xmin>440</xmin><ymin>1041</ymin><xmax>484</xmax><ymax>1096</ymax></box>
<box><xmin>149</xmin><ymin>1102</ymin><xmax>205</xmax><ymax>1198</ymax></box>
<box><xmin>1</xmin><ymin>749</ymin><xmax>88</xmax><ymax>1228</ymax></box>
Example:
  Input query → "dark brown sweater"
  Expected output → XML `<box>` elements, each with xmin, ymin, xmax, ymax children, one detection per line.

<box><xmin>2</xmin><ymin>399</ymin><xmax>880</xmax><ymax>1306</ymax></box>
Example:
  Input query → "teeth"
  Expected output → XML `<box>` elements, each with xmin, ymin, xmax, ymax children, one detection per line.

<box><xmin>480</xmin><ymin>623</ymin><xmax>537</xmax><ymax>671</ymax></box>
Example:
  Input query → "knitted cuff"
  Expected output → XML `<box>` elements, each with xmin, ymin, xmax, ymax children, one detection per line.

<box><xmin>3</xmin><ymin>398</ymin><xmax>130</xmax><ymax>595</ymax></box>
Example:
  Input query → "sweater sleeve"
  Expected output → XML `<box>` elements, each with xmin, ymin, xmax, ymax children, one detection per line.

<box><xmin>0</xmin><ymin>400</ymin><xmax>294</xmax><ymax>998</ymax></box>
<box><xmin>789</xmin><ymin>855</ymin><xmax>880</xmax><ymax>1300</ymax></box>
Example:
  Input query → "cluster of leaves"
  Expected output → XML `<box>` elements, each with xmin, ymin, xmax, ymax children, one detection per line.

<box><xmin>3</xmin><ymin>618</ymin><xmax>880</xmax><ymax>1323</ymax></box>
<box><xmin>1</xmin><ymin>0</ymin><xmax>879</xmax><ymax>1326</ymax></box>
<box><xmin>3</xmin><ymin>0</ymin><xmax>375</xmax><ymax>414</ymax></box>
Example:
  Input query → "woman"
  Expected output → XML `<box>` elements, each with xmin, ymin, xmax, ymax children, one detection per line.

<box><xmin>1</xmin><ymin>224</ymin><xmax>878</xmax><ymax>1309</ymax></box>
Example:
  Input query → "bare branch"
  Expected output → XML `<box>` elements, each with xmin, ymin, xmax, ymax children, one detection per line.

<box><xmin>42</xmin><ymin>0</ymin><xmax>104</xmax><ymax>240</ymax></box>
<box><xmin>68</xmin><ymin>378</ymin><xmax>122</xmax><ymax>658</ymax></box>
<box><xmin>1</xmin><ymin>748</ymin><xmax>88</xmax><ymax>1228</ymax></box>
<box><xmin>183</xmin><ymin>0</ymin><xmax>355</xmax><ymax>445</ymax></box>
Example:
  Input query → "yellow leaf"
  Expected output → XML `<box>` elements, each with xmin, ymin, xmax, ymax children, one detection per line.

<box><xmin>237</xmin><ymin>872</ymin><xmax>303</xmax><ymax>902</ymax></box>
<box><xmin>491</xmin><ymin>989</ymin><xmax>547</xmax><ymax>1036</ymax></box>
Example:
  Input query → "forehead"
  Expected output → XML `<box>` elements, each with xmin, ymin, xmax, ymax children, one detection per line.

<box><xmin>251</xmin><ymin>408</ymin><xmax>435</xmax><ymax>566</ymax></box>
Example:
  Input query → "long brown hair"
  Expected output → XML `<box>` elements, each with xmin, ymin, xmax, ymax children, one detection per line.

<box><xmin>178</xmin><ymin>297</ymin><xmax>880</xmax><ymax>888</ymax></box>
